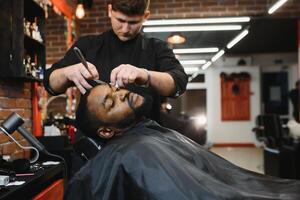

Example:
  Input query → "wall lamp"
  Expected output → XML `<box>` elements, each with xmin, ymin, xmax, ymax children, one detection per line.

<box><xmin>184</xmin><ymin>66</ymin><xmax>200</xmax><ymax>74</ymax></box>
<box><xmin>268</xmin><ymin>0</ymin><xmax>289</xmax><ymax>14</ymax></box>
<box><xmin>167</xmin><ymin>33</ymin><xmax>186</xmax><ymax>44</ymax></box>
<box><xmin>173</xmin><ymin>47</ymin><xmax>219</xmax><ymax>54</ymax></box>
<box><xmin>211</xmin><ymin>50</ymin><xmax>225</xmax><ymax>62</ymax></box>
<box><xmin>226</xmin><ymin>29</ymin><xmax>249</xmax><ymax>49</ymax></box>
<box><xmin>143</xmin><ymin>17</ymin><xmax>250</xmax><ymax>26</ymax></box>
<box><xmin>180</xmin><ymin>60</ymin><xmax>207</xmax><ymax>65</ymax></box>
<box><xmin>76</xmin><ymin>0</ymin><xmax>85</xmax><ymax>19</ymax></box>
<box><xmin>201</xmin><ymin>61</ymin><xmax>212</xmax><ymax>70</ymax></box>
<box><xmin>143</xmin><ymin>25</ymin><xmax>242</xmax><ymax>33</ymax></box>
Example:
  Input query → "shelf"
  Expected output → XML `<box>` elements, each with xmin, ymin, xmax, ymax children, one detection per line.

<box><xmin>0</xmin><ymin>0</ymin><xmax>46</xmax><ymax>79</ymax></box>
<box><xmin>0</xmin><ymin>76</ymin><xmax>43</xmax><ymax>82</ymax></box>
<box><xmin>24</xmin><ymin>34</ymin><xmax>45</xmax><ymax>49</ymax></box>
<box><xmin>24</xmin><ymin>0</ymin><xmax>45</xmax><ymax>20</ymax></box>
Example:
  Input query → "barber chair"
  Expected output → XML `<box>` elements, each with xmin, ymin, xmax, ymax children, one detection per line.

<box><xmin>73</xmin><ymin>136</ymin><xmax>101</xmax><ymax>161</ymax></box>
<box><xmin>253</xmin><ymin>114</ymin><xmax>286</xmax><ymax>148</ymax></box>
<box><xmin>253</xmin><ymin>114</ymin><xmax>300</xmax><ymax>179</ymax></box>
<box><xmin>64</xmin><ymin>134</ymin><xmax>101</xmax><ymax>178</ymax></box>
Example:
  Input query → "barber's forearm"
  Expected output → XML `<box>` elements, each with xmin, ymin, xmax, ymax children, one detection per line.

<box><xmin>148</xmin><ymin>71</ymin><xmax>176</xmax><ymax>96</ymax></box>
<box><xmin>49</xmin><ymin>68</ymin><xmax>73</xmax><ymax>94</ymax></box>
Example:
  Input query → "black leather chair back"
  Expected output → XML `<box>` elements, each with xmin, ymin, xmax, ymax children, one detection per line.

<box><xmin>254</xmin><ymin>114</ymin><xmax>284</xmax><ymax>148</ymax></box>
<box><xmin>73</xmin><ymin>136</ymin><xmax>101</xmax><ymax>161</ymax></box>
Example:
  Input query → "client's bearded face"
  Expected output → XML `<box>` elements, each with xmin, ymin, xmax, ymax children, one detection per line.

<box><xmin>87</xmin><ymin>84</ymin><xmax>151</xmax><ymax>136</ymax></box>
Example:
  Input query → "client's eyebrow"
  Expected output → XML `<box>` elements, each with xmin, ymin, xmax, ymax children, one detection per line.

<box><xmin>98</xmin><ymin>93</ymin><xmax>107</xmax><ymax>107</ymax></box>
<box><xmin>100</xmin><ymin>85</ymin><xmax>114</xmax><ymax>107</ymax></box>
<box><xmin>96</xmin><ymin>86</ymin><xmax>109</xmax><ymax>106</ymax></box>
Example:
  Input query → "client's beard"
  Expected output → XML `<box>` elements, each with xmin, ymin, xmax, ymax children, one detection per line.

<box><xmin>114</xmin><ymin>92</ymin><xmax>153</xmax><ymax>129</ymax></box>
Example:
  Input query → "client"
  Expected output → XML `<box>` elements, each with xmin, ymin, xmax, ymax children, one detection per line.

<box><xmin>65</xmin><ymin>83</ymin><xmax>300</xmax><ymax>200</ymax></box>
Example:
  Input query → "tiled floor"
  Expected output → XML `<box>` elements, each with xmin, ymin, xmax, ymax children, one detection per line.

<box><xmin>210</xmin><ymin>147</ymin><xmax>264</xmax><ymax>174</ymax></box>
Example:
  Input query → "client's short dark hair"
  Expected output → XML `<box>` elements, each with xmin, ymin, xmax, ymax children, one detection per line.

<box><xmin>75</xmin><ymin>90</ymin><xmax>106</xmax><ymax>140</ymax></box>
<box><xmin>111</xmin><ymin>0</ymin><xmax>150</xmax><ymax>15</ymax></box>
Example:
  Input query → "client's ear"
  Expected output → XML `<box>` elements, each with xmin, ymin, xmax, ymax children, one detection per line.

<box><xmin>97</xmin><ymin>127</ymin><xmax>115</xmax><ymax>139</ymax></box>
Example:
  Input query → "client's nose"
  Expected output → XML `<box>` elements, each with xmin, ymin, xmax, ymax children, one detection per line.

<box><xmin>115</xmin><ymin>90</ymin><xmax>128</xmax><ymax>101</ymax></box>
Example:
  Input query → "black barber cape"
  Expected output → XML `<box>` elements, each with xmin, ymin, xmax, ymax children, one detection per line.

<box><xmin>65</xmin><ymin>120</ymin><xmax>300</xmax><ymax>200</ymax></box>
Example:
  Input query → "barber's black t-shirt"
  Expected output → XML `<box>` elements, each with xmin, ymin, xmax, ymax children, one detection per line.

<box><xmin>44</xmin><ymin>29</ymin><xmax>188</xmax><ymax>122</ymax></box>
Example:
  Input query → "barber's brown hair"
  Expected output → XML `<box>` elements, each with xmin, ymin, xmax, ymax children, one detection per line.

<box><xmin>111</xmin><ymin>0</ymin><xmax>150</xmax><ymax>15</ymax></box>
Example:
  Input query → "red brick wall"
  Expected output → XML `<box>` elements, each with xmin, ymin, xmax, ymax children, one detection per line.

<box><xmin>0</xmin><ymin>80</ymin><xmax>32</xmax><ymax>160</ymax></box>
<box><xmin>45</xmin><ymin>8</ymin><xmax>70</xmax><ymax>65</ymax></box>
<box><xmin>150</xmin><ymin>0</ymin><xmax>300</xmax><ymax>18</ymax></box>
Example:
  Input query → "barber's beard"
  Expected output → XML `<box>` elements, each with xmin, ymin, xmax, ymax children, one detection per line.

<box><xmin>114</xmin><ymin>93</ymin><xmax>153</xmax><ymax>129</ymax></box>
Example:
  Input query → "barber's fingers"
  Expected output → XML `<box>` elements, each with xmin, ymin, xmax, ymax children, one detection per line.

<box><xmin>110</xmin><ymin>64</ymin><xmax>141</xmax><ymax>87</ymax></box>
<box><xmin>73</xmin><ymin>79</ymin><xmax>87</xmax><ymax>94</ymax></box>
<box><xmin>118</xmin><ymin>68</ymin><xmax>130</xmax><ymax>86</ymax></box>
<box><xmin>64</xmin><ymin>64</ymin><xmax>94</xmax><ymax>94</ymax></box>
<box><xmin>111</xmin><ymin>66</ymin><xmax>126</xmax><ymax>87</ymax></box>
<box><xmin>78</xmin><ymin>75</ymin><xmax>94</xmax><ymax>90</ymax></box>
<box><xmin>86</xmin><ymin>62</ymin><xmax>99</xmax><ymax>79</ymax></box>
<box><xmin>71</xmin><ymin>75</ymin><xmax>93</xmax><ymax>94</ymax></box>
<box><xmin>64</xmin><ymin>63</ymin><xmax>92</xmax><ymax>79</ymax></box>
<box><xmin>122</xmin><ymin>69</ymin><xmax>136</xmax><ymax>85</ymax></box>
<box><xmin>110</xmin><ymin>65</ymin><xmax>122</xmax><ymax>86</ymax></box>
<box><xmin>116</xmin><ymin>67</ymin><xmax>134</xmax><ymax>87</ymax></box>
<box><xmin>128</xmin><ymin>72</ymin><xmax>138</xmax><ymax>84</ymax></box>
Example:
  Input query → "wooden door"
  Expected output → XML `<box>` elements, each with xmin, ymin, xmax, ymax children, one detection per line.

<box><xmin>221</xmin><ymin>73</ymin><xmax>251</xmax><ymax>121</ymax></box>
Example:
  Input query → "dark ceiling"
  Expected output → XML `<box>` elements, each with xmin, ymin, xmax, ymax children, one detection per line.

<box><xmin>143</xmin><ymin>17</ymin><xmax>298</xmax><ymax>57</ymax></box>
<box><xmin>227</xmin><ymin>17</ymin><xmax>298</xmax><ymax>55</ymax></box>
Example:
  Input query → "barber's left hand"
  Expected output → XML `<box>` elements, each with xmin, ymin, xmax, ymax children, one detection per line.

<box><xmin>110</xmin><ymin>64</ymin><xmax>148</xmax><ymax>87</ymax></box>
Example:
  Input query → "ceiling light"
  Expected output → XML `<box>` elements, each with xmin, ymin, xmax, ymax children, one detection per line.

<box><xmin>201</xmin><ymin>61</ymin><xmax>212</xmax><ymax>70</ymax></box>
<box><xmin>211</xmin><ymin>50</ymin><xmax>225</xmax><ymax>62</ymax></box>
<box><xmin>180</xmin><ymin>60</ymin><xmax>207</xmax><ymax>65</ymax></box>
<box><xmin>173</xmin><ymin>48</ymin><xmax>219</xmax><ymax>54</ymax></box>
<box><xmin>184</xmin><ymin>66</ymin><xmax>200</xmax><ymax>74</ymax></box>
<box><xmin>165</xmin><ymin>103</ymin><xmax>172</xmax><ymax>110</ymax></box>
<box><xmin>191</xmin><ymin>115</ymin><xmax>207</xmax><ymax>126</ymax></box>
<box><xmin>143</xmin><ymin>25</ymin><xmax>242</xmax><ymax>33</ymax></box>
<box><xmin>268</xmin><ymin>0</ymin><xmax>289</xmax><ymax>14</ymax></box>
<box><xmin>226</xmin><ymin>29</ymin><xmax>249</xmax><ymax>49</ymax></box>
<box><xmin>167</xmin><ymin>34</ymin><xmax>186</xmax><ymax>44</ymax></box>
<box><xmin>143</xmin><ymin>17</ymin><xmax>251</xmax><ymax>26</ymax></box>
<box><xmin>75</xmin><ymin>3</ymin><xmax>85</xmax><ymax>19</ymax></box>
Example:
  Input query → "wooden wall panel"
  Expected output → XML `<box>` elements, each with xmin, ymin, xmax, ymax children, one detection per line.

<box><xmin>32</xmin><ymin>179</ymin><xmax>64</xmax><ymax>200</ymax></box>
<box><xmin>221</xmin><ymin>73</ymin><xmax>251</xmax><ymax>121</ymax></box>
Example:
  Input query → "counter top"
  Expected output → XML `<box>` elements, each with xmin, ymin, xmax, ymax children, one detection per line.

<box><xmin>0</xmin><ymin>163</ymin><xmax>63</xmax><ymax>200</ymax></box>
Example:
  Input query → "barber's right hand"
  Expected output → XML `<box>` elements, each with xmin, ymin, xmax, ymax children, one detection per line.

<box><xmin>63</xmin><ymin>62</ymin><xmax>99</xmax><ymax>94</ymax></box>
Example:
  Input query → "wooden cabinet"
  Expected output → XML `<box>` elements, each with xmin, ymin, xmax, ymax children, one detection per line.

<box><xmin>0</xmin><ymin>164</ymin><xmax>63</xmax><ymax>200</ymax></box>
<box><xmin>0</xmin><ymin>0</ymin><xmax>45</xmax><ymax>80</ymax></box>
<box><xmin>32</xmin><ymin>179</ymin><xmax>64</xmax><ymax>200</ymax></box>
<box><xmin>220</xmin><ymin>72</ymin><xmax>251</xmax><ymax>121</ymax></box>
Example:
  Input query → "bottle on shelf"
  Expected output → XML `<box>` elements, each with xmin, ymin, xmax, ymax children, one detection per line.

<box><xmin>25</xmin><ymin>55</ymin><xmax>32</xmax><ymax>76</ymax></box>
<box><xmin>32</xmin><ymin>22</ymin><xmax>41</xmax><ymax>42</ymax></box>
<box><xmin>31</xmin><ymin>62</ymin><xmax>37</xmax><ymax>78</ymax></box>
<box><xmin>24</xmin><ymin>20</ymin><xmax>32</xmax><ymax>37</ymax></box>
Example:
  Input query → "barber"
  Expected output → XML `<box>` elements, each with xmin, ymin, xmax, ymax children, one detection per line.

<box><xmin>43</xmin><ymin>0</ymin><xmax>188</xmax><ymax>122</ymax></box>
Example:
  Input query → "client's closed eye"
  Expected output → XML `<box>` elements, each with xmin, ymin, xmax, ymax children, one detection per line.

<box><xmin>104</xmin><ymin>98</ymin><xmax>114</xmax><ymax>109</ymax></box>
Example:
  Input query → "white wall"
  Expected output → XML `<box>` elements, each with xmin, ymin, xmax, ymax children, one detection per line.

<box><xmin>206</xmin><ymin>66</ymin><xmax>261</xmax><ymax>144</ymax></box>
